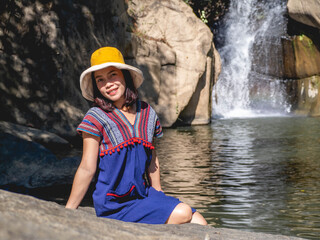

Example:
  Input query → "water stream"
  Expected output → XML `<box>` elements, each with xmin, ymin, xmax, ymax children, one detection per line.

<box><xmin>212</xmin><ymin>0</ymin><xmax>290</xmax><ymax>118</ymax></box>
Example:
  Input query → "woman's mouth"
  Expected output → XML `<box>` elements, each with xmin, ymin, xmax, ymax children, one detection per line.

<box><xmin>107</xmin><ymin>88</ymin><xmax>118</xmax><ymax>96</ymax></box>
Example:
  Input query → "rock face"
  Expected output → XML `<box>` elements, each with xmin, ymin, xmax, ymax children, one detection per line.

<box><xmin>282</xmin><ymin>35</ymin><xmax>320</xmax><ymax>79</ymax></box>
<box><xmin>0</xmin><ymin>189</ymin><xmax>303</xmax><ymax>240</ymax></box>
<box><xmin>0</xmin><ymin>0</ymin><xmax>219</xmax><ymax>141</ymax></box>
<box><xmin>287</xmin><ymin>0</ymin><xmax>320</xmax><ymax>29</ymax></box>
<box><xmin>127</xmin><ymin>0</ymin><xmax>219</xmax><ymax>126</ymax></box>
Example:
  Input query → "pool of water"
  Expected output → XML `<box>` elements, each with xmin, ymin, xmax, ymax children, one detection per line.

<box><xmin>157</xmin><ymin>117</ymin><xmax>320</xmax><ymax>239</ymax></box>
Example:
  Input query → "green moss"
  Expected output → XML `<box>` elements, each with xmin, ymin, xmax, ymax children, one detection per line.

<box><xmin>295</xmin><ymin>34</ymin><xmax>318</xmax><ymax>57</ymax></box>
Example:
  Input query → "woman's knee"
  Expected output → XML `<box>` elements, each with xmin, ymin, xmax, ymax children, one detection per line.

<box><xmin>166</xmin><ymin>203</ymin><xmax>193</xmax><ymax>224</ymax></box>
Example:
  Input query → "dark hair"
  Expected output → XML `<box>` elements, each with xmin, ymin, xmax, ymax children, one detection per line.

<box><xmin>92</xmin><ymin>69</ymin><xmax>138</xmax><ymax>112</ymax></box>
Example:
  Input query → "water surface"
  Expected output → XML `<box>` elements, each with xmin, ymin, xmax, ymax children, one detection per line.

<box><xmin>157</xmin><ymin>117</ymin><xmax>320</xmax><ymax>239</ymax></box>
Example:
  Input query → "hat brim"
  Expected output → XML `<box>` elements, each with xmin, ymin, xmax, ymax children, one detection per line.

<box><xmin>80</xmin><ymin>62</ymin><xmax>144</xmax><ymax>101</ymax></box>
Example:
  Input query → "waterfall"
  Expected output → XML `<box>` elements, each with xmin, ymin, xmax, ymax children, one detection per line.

<box><xmin>212</xmin><ymin>0</ymin><xmax>291</xmax><ymax>119</ymax></box>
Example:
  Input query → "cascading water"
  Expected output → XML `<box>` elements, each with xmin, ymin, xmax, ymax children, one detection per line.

<box><xmin>212</xmin><ymin>0</ymin><xmax>291</xmax><ymax>119</ymax></box>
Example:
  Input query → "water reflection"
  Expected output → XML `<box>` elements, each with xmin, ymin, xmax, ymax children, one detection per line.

<box><xmin>156</xmin><ymin>125</ymin><xmax>217</xmax><ymax>212</ymax></box>
<box><xmin>157</xmin><ymin>117</ymin><xmax>320</xmax><ymax>239</ymax></box>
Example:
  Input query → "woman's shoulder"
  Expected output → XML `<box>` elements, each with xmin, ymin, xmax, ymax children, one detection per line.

<box><xmin>83</xmin><ymin>107</ymin><xmax>110</xmax><ymax>120</ymax></box>
<box><xmin>84</xmin><ymin>106</ymin><xmax>99</xmax><ymax>115</ymax></box>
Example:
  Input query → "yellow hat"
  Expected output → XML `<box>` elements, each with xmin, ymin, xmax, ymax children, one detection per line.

<box><xmin>80</xmin><ymin>47</ymin><xmax>144</xmax><ymax>101</ymax></box>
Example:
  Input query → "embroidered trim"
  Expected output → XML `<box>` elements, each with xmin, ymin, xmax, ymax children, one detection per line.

<box><xmin>106</xmin><ymin>185</ymin><xmax>136</xmax><ymax>198</ymax></box>
<box><xmin>99</xmin><ymin>137</ymin><xmax>155</xmax><ymax>157</ymax></box>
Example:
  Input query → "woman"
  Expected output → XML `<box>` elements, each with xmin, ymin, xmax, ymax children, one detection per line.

<box><xmin>66</xmin><ymin>47</ymin><xmax>207</xmax><ymax>225</ymax></box>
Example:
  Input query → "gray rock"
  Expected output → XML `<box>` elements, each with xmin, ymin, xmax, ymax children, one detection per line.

<box><xmin>0</xmin><ymin>189</ymin><xmax>304</xmax><ymax>240</ymax></box>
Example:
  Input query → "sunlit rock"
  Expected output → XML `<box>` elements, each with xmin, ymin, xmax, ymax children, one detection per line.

<box><xmin>127</xmin><ymin>0</ymin><xmax>220</xmax><ymax>126</ymax></box>
<box><xmin>282</xmin><ymin>35</ymin><xmax>320</xmax><ymax>79</ymax></box>
<box><xmin>287</xmin><ymin>0</ymin><xmax>320</xmax><ymax>30</ymax></box>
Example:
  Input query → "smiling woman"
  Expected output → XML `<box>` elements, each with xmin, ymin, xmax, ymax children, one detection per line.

<box><xmin>65</xmin><ymin>47</ymin><xmax>207</xmax><ymax>225</ymax></box>
<box><xmin>94</xmin><ymin>67</ymin><xmax>126</xmax><ymax>106</ymax></box>
<box><xmin>91</xmin><ymin>68</ymin><xmax>138</xmax><ymax>115</ymax></box>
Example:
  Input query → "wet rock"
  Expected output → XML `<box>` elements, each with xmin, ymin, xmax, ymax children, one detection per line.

<box><xmin>286</xmin><ymin>76</ymin><xmax>320</xmax><ymax>117</ymax></box>
<box><xmin>0</xmin><ymin>189</ymin><xmax>303</xmax><ymax>240</ymax></box>
<box><xmin>282</xmin><ymin>35</ymin><xmax>320</xmax><ymax>79</ymax></box>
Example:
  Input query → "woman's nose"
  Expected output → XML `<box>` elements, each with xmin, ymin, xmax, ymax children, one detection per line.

<box><xmin>105</xmin><ymin>80</ymin><xmax>113</xmax><ymax>88</ymax></box>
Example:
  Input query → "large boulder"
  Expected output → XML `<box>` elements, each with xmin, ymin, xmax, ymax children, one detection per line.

<box><xmin>128</xmin><ymin>0</ymin><xmax>220</xmax><ymax>126</ymax></box>
<box><xmin>0</xmin><ymin>189</ymin><xmax>303</xmax><ymax>240</ymax></box>
<box><xmin>287</xmin><ymin>0</ymin><xmax>320</xmax><ymax>30</ymax></box>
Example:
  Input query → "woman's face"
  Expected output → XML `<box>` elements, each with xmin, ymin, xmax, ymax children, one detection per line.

<box><xmin>94</xmin><ymin>66</ymin><xmax>126</xmax><ymax>107</ymax></box>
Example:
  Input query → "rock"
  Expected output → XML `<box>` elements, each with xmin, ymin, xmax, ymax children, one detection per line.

<box><xmin>285</xmin><ymin>1</ymin><xmax>320</xmax><ymax>116</ymax></box>
<box><xmin>282</xmin><ymin>35</ymin><xmax>320</xmax><ymax>79</ymax></box>
<box><xmin>127</xmin><ymin>0</ymin><xmax>220</xmax><ymax>126</ymax></box>
<box><xmin>0</xmin><ymin>0</ymin><xmax>92</xmax><ymax>139</ymax></box>
<box><xmin>286</xmin><ymin>75</ymin><xmax>320</xmax><ymax>117</ymax></box>
<box><xmin>0</xmin><ymin>121</ymin><xmax>70</xmax><ymax>151</ymax></box>
<box><xmin>0</xmin><ymin>122</ymin><xmax>81</xmax><ymax>187</ymax></box>
<box><xmin>0</xmin><ymin>189</ymin><xmax>303</xmax><ymax>240</ymax></box>
<box><xmin>287</xmin><ymin>0</ymin><xmax>320</xmax><ymax>30</ymax></box>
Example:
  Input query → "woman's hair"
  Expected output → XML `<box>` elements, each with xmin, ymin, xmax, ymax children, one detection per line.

<box><xmin>91</xmin><ymin>69</ymin><xmax>138</xmax><ymax>112</ymax></box>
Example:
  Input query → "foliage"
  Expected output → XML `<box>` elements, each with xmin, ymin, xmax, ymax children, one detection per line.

<box><xmin>184</xmin><ymin>0</ymin><xmax>230</xmax><ymax>29</ymax></box>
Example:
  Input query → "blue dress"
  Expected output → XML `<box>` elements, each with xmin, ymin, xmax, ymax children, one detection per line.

<box><xmin>77</xmin><ymin>100</ymin><xmax>195</xmax><ymax>224</ymax></box>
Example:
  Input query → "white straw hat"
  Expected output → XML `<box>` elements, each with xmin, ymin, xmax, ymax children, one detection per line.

<box><xmin>80</xmin><ymin>47</ymin><xmax>144</xmax><ymax>101</ymax></box>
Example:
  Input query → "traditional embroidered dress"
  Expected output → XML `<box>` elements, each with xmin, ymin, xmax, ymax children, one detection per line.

<box><xmin>77</xmin><ymin>100</ymin><xmax>194</xmax><ymax>224</ymax></box>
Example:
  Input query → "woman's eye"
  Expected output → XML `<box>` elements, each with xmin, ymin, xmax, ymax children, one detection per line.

<box><xmin>96</xmin><ymin>78</ymin><xmax>103</xmax><ymax>83</ymax></box>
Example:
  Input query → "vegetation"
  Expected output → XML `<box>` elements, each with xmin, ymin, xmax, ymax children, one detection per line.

<box><xmin>183</xmin><ymin>0</ymin><xmax>230</xmax><ymax>30</ymax></box>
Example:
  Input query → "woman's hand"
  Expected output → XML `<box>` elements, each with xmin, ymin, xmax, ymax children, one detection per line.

<box><xmin>65</xmin><ymin>132</ymin><xmax>100</xmax><ymax>209</ymax></box>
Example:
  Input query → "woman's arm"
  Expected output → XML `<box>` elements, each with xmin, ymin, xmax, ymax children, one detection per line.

<box><xmin>148</xmin><ymin>148</ymin><xmax>162</xmax><ymax>191</ymax></box>
<box><xmin>65</xmin><ymin>132</ymin><xmax>100</xmax><ymax>209</ymax></box>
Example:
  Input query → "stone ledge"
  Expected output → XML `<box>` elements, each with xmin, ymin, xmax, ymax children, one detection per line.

<box><xmin>0</xmin><ymin>190</ymin><xmax>304</xmax><ymax>240</ymax></box>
